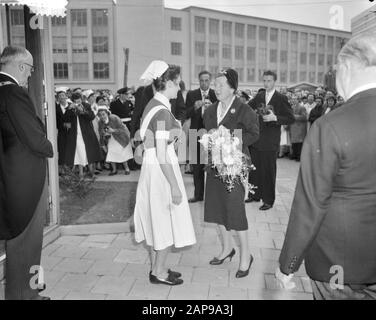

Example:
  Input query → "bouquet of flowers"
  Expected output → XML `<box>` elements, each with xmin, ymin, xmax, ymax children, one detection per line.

<box><xmin>256</xmin><ymin>103</ymin><xmax>274</xmax><ymax>116</ymax></box>
<box><xmin>199</xmin><ymin>125</ymin><xmax>256</xmax><ymax>193</ymax></box>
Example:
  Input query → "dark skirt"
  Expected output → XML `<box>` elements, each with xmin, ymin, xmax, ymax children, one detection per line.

<box><xmin>204</xmin><ymin>169</ymin><xmax>248</xmax><ymax>231</ymax></box>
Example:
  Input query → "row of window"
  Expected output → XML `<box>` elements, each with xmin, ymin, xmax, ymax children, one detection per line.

<box><xmin>53</xmin><ymin>63</ymin><xmax>109</xmax><ymax>80</ymax></box>
<box><xmin>195</xmin><ymin>65</ymin><xmax>324</xmax><ymax>84</ymax></box>
<box><xmin>52</xmin><ymin>36</ymin><xmax>109</xmax><ymax>54</ymax></box>
<box><xmin>190</xmin><ymin>41</ymin><xmax>333</xmax><ymax>67</ymax></box>
<box><xmin>192</xmin><ymin>16</ymin><xmax>346</xmax><ymax>50</ymax></box>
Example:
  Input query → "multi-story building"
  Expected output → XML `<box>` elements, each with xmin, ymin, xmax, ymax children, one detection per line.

<box><xmin>1</xmin><ymin>0</ymin><xmax>351</xmax><ymax>91</ymax></box>
<box><xmin>351</xmin><ymin>4</ymin><xmax>376</xmax><ymax>37</ymax></box>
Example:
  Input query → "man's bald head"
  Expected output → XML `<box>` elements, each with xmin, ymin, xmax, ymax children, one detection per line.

<box><xmin>0</xmin><ymin>46</ymin><xmax>33</xmax><ymax>86</ymax></box>
<box><xmin>336</xmin><ymin>33</ymin><xmax>376</xmax><ymax>101</ymax></box>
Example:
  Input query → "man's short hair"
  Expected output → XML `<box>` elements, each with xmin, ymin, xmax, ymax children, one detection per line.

<box><xmin>0</xmin><ymin>46</ymin><xmax>29</xmax><ymax>66</ymax></box>
<box><xmin>71</xmin><ymin>92</ymin><xmax>82</xmax><ymax>101</ymax></box>
<box><xmin>198</xmin><ymin>70</ymin><xmax>211</xmax><ymax>79</ymax></box>
<box><xmin>338</xmin><ymin>32</ymin><xmax>376</xmax><ymax>68</ymax></box>
<box><xmin>263</xmin><ymin>70</ymin><xmax>277</xmax><ymax>81</ymax></box>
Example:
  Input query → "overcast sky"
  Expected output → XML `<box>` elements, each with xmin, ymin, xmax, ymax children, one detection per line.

<box><xmin>165</xmin><ymin>0</ymin><xmax>375</xmax><ymax>32</ymax></box>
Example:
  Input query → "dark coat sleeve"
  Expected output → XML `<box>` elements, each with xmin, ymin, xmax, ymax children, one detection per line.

<box><xmin>279</xmin><ymin>118</ymin><xmax>340</xmax><ymax>274</ymax></box>
<box><xmin>7</xmin><ymin>87</ymin><xmax>53</xmax><ymax>158</ymax></box>
<box><xmin>174</xmin><ymin>90</ymin><xmax>186</xmax><ymax>121</ymax></box>
<box><xmin>240</xmin><ymin>105</ymin><xmax>259</xmax><ymax>148</ymax></box>
<box><xmin>276</xmin><ymin>94</ymin><xmax>295</xmax><ymax>126</ymax></box>
<box><xmin>185</xmin><ymin>90</ymin><xmax>196</xmax><ymax>119</ymax></box>
<box><xmin>0</xmin><ymin>129</ymin><xmax>11</xmax><ymax>239</ymax></box>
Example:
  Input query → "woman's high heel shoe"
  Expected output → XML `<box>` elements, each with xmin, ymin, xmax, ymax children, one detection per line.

<box><xmin>235</xmin><ymin>254</ymin><xmax>254</xmax><ymax>278</ymax></box>
<box><xmin>209</xmin><ymin>248</ymin><xmax>236</xmax><ymax>265</ymax></box>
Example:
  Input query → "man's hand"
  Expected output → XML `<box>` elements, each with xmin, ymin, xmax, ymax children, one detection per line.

<box><xmin>275</xmin><ymin>267</ymin><xmax>296</xmax><ymax>290</ymax></box>
<box><xmin>107</xmin><ymin>127</ymin><xmax>115</xmax><ymax>134</ymax></box>
<box><xmin>63</xmin><ymin>123</ymin><xmax>71</xmax><ymax>130</ymax></box>
<box><xmin>194</xmin><ymin>100</ymin><xmax>204</xmax><ymax>110</ymax></box>
<box><xmin>262</xmin><ymin>110</ymin><xmax>278</xmax><ymax>122</ymax></box>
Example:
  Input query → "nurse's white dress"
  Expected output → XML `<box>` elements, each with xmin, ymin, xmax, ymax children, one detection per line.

<box><xmin>133</xmin><ymin>93</ymin><xmax>196</xmax><ymax>251</ymax></box>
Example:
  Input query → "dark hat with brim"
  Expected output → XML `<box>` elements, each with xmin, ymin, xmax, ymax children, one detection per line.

<box><xmin>117</xmin><ymin>87</ymin><xmax>132</xmax><ymax>94</ymax></box>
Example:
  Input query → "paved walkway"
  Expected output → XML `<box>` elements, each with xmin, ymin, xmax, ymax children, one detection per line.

<box><xmin>41</xmin><ymin>158</ymin><xmax>313</xmax><ymax>300</ymax></box>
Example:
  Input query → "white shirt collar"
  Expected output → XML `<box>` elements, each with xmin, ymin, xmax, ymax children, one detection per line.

<box><xmin>217</xmin><ymin>95</ymin><xmax>236</xmax><ymax>125</ymax></box>
<box><xmin>153</xmin><ymin>92</ymin><xmax>171</xmax><ymax>111</ymax></box>
<box><xmin>266</xmin><ymin>88</ymin><xmax>276</xmax><ymax>97</ymax></box>
<box><xmin>201</xmin><ymin>89</ymin><xmax>209</xmax><ymax>97</ymax></box>
<box><xmin>348</xmin><ymin>83</ymin><xmax>376</xmax><ymax>100</ymax></box>
<box><xmin>0</xmin><ymin>71</ymin><xmax>19</xmax><ymax>85</ymax></box>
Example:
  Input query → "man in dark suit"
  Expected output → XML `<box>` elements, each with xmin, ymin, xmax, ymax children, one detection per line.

<box><xmin>186</xmin><ymin>70</ymin><xmax>217</xmax><ymax>202</ymax></box>
<box><xmin>110</xmin><ymin>87</ymin><xmax>133</xmax><ymax>130</ymax></box>
<box><xmin>277</xmin><ymin>33</ymin><xmax>376</xmax><ymax>300</ymax></box>
<box><xmin>247</xmin><ymin>70</ymin><xmax>294</xmax><ymax>210</ymax></box>
<box><xmin>0</xmin><ymin>46</ymin><xmax>53</xmax><ymax>299</ymax></box>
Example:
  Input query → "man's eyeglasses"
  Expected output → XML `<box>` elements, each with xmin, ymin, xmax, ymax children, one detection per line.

<box><xmin>23</xmin><ymin>62</ymin><xmax>35</xmax><ymax>72</ymax></box>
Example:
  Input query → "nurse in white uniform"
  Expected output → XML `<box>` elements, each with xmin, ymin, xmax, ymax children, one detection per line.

<box><xmin>134</xmin><ymin>61</ymin><xmax>196</xmax><ymax>286</ymax></box>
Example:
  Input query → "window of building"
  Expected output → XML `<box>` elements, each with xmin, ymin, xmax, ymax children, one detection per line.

<box><xmin>280</xmin><ymin>70</ymin><xmax>288</xmax><ymax>83</ymax></box>
<box><xmin>327</xmin><ymin>36</ymin><xmax>334</xmax><ymax>49</ymax></box>
<box><xmin>209</xmin><ymin>65</ymin><xmax>219</xmax><ymax>75</ymax></box>
<box><xmin>235</xmin><ymin>23</ymin><xmax>244</xmax><ymax>39</ymax></box>
<box><xmin>52</xmin><ymin>37</ymin><xmax>68</xmax><ymax>53</ymax></box>
<box><xmin>10</xmin><ymin>9</ymin><xmax>24</xmax><ymax>26</ymax></box>
<box><xmin>300</xmin><ymin>32</ymin><xmax>307</xmax><ymax>51</ymax></box>
<box><xmin>73</xmin><ymin>63</ymin><xmax>89</xmax><ymax>80</ymax></box>
<box><xmin>310</xmin><ymin>53</ymin><xmax>316</xmax><ymax>66</ymax></box>
<box><xmin>93</xmin><ymin>36</ymin><xmax>109</xmax><ymax>53</ymax></box>
<box><xmin>94</xmin><ymin>62</ymin><xmax>109</xmax><ymax>79</ymax></box>
<box><xmin>71</xmin><ymin>9</ymin><xmax>87</xmax><ymax>27</ymax></box>
<box><xmin>171</xmin><ymin>42</ymin><xmax>182</xmax><ymax>55</ymax></box>
<box><xmin>235</xmin><ymin>68</ymin><xmax>244</xmax><ymax>82</ymax></box>
<box><xmin>281</xmin><ymin>29</ymin><xmax>288</xmax><ymax>48</ymax></box>
<box><xmin>327</xmin><ymin>54</ymin><xmax>333</xmax><ymax>67</ymax></box>
<box><xmin>247</xmin><ymin>25</ymin><xmax>256</xmax><ymax>40</ymax></box>
<box><xmin>171</xmin><ymin>17</ymin><xmax>182</xmax><ymax>31</ymax></box>
<box><xmin>290</xmin><ymin>51</ymin><xmax>298</xmax><ymax>67</ymax></box>
<box><xmin>290</xmin><ymin>70</ymin><xmax>297</xmax><ymax>83</ymax></box>
<box><xmin>299</xmin><ymin>71</ymin><xmax>307</xmax><ymax>82</ymax></box>
<box><xmin>195</xmin><ymin>16</ymin><xmax>205</xmax><ymax>33</ymax></box>
<box><xmin>53</xmin><ymin>63</ymin><xmax>68</xmax><ymax>79</ymax></box>
<box><xmin>317</xmin><ymin>72</ymin><xmax>324</xmax><ymax>84</ymax></box>
<box><xmin>223</xmin><ymin>21</ymin><xmax>232</xmax><ymax>37</ymax></box>
<box><xmin>195</xmin><ymin>41</ymin><xmax>205</xmax><ymax>57</ymax></box>
<box><xmin>247</xmin><ymin>67</ymin><xmax>255</xmax><ymax>82</ymax></box>
<box><xmin>52</xmin><ymin>16</ymin><xmax>66</xmax><ymax>26</ymax></box>
<box><xmin>259</xmin><ymin>26</ymin><xmax>267</xmax><ymax>41</ymax></box>
<box><xmin>258</xmin><ymin>47</ymin><xmax>267</xmax><ymax>65</ymax></box>
<box><xmin>222</xmin><ymin>44</ymin><xmax>231</xmax><ymax>59</ymax></box>
<box><xmin>209</xmin><ymin>19</ymin><xmax>219</xmax><ymax>35</ymax></box>
<box><xmin>300</xmin><ymin>52</ymin><xmax>307</xmax><ymax>65</ymax></box>
<box><xmin>11</xmin><ymin>36</ymin><xmax>25</xmax><ymax>47</ymax></box>
<box><xmin>309</xmin><ymin>71</ymin><xmax>316</xmax><ymax>83</ymax></box>
<box><xmin>318</xmin><ymin>53</ymin><xmax>325</xmax><ymax>66</ymax></box>
<box><xmin>72</xmin><ymin>37</ymin><xmax>88</xmax><ymax>53</ymax></box>
<box><xmin>270</xmin><ymin>49</ymin><xmax>277</xmax><ymax>63</ymax></box>
<box><xmin>310</xmin><ymin>34</ymin><xmax>317</xmax><ymax>51</ymax></box>
<box><xmin>280</xmin><ymin>50</ymin><xmax>288</xmax><ymax>64</ymax></box>
<box><xmin>247</xmin><ymin>47</ymin><xmax>256</xmax><ymax>62</ymax></box>
<box><xmin>92</xmin><ymin>9</ymin><xmax>108</xmax><ymax>26</ymax></box>
<box><xmin>270</xmin><ymin>28</ymin><xmax>278</xmax><ymax>42</ymax></box>
<box><xmin>335</xmin><ymin>37</ymin><xmax>344</xmax><ymax>50</ymax></box>
<box><xmin>209</xmin><ymin>43</ymin><xmax>219</xmax><ymax>58</ymax></box>
<box><xmin>319</xmin><ymin>35</ymin><xmax>325</xmax><ymax>49</ymax></box>
<box><xmin>195</xmin><ymin>65</ymin><xmax>205</xmax><ymax>76</ymax></box>
<box><xmin>235</xmin><ymin>46</ymin><xmax>244</xmax><ymax>60</ymax></box>
<box><xmin>291</xmin><ymin>31</ymin><xmax>298</xmax><ymax>44</ymax></box>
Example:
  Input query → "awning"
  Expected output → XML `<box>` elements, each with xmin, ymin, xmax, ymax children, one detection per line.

<box><xmin>0</xmin><ymin>0</ymin><xmax>68</xmax><ymax>17</ymax></box>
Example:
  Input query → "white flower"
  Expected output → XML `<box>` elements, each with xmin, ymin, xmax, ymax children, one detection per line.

<box><xmin>223</xmin><ymin>156</ymin><xmax>234</xmax><ymax>165</ymax></box>
<box><xmin>199</xmin><ymin>134</ymin><xmax>210</xmax><ymax>149</ymax></box>
<box><xmin>233</xmin><ymin>137</ymin><xmax>240</xmax><ymax>146</ymax></box>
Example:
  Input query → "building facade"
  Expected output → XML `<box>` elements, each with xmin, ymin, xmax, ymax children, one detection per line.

<box><xmin>1</xmin><ymin>0</ymin><xmax>351</xmax><ymax>91</ymax></box>
<box><xmin>351</xmin><ymin>4</ymin><xmax>376</xmax><ymax>37</ymax></box>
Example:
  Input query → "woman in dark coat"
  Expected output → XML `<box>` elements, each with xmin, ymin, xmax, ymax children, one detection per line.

<box><xmin>63</xmin><ymin>92</ymin><xmax>102</xmax><ymax>178</ymax></box>
<box><xmin>203</xmin><ymin>69</ymin><xmax>259</xmax><ymax>278</ymax></box>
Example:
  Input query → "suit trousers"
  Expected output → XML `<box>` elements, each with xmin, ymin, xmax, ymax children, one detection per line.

<box><xmin>311</xmin><ymin>280</ymin><xmax>376</xmax><ymax>300</ymax></box>
<box><xmin>5</xmin><ymin>181</ymin><xmax>47</xmax><ymax>300</ymax></box>
<box><xmin>249</xmin><ymin>148</ymin><xmax>277</xmax><ymax>205</ymax></box>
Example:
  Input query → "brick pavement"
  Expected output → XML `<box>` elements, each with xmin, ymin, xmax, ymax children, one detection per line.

<box><xmin>39</xmin><ymin>158</ymin><xmax>313</xmax><ymax>300</ymax></box>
